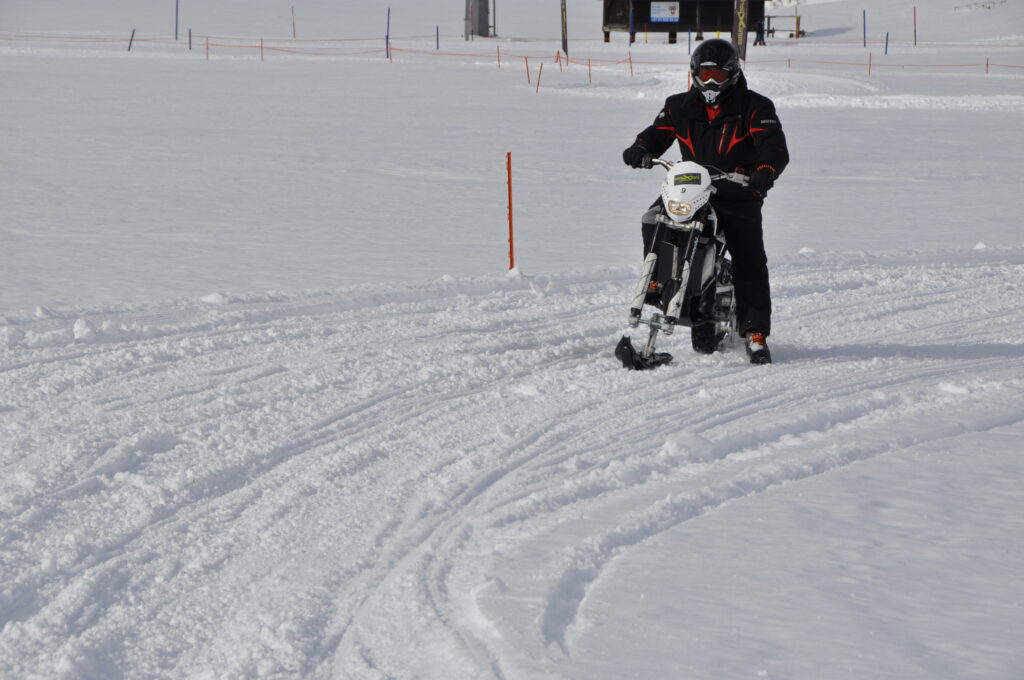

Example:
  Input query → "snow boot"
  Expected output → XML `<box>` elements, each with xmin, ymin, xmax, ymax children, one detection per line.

<box><xmin>745</xmin><ymin>332</ymin><xmax>772</xmax><ymax>365</ymax></box>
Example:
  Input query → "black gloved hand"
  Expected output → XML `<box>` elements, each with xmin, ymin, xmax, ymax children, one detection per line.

<box><xmin>749</xmin><ymin>165</ymin><xmax>776</xmax><ymax>197</ymax></box>
<box><xmin>622</xmin><ymin>143</ymin><xmax>652</xmax><ymax>169</ymax></box>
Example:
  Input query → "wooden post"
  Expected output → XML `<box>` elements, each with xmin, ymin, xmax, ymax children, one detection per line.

<box><xmin>524</xmin><ymin>56</ymin><xmax>531</xmax><ymax>84</ymax></box>
<box><xmin>206</xmin><ymin>36</ymin><xmax>209</xmax><ymax>60</ymax></box>
<box><xmin>506</xmin><ymin>152</ymin><xmax>515</xmax><ymax>270</ymax></box>
<box><xmin>628</xmin><ymin>51</ymin><xmax>634</xmax><ymax>77</ymax></box>
<box><xmin>986</xmin><ymin>57</ymin><xmax>990</xmax><ymax>73</ymax></box>
<box><xmin>913</xmin><ymin>6</ymin><xmax>918</xmax><ymax>46</ymax></box>
<box><xmin>292</xmin><ymin>6</ymin><xmax>297</xmax><ymax>39</ymax></box>
<box><xmin>588</xmin><ymin>57</ymin><xmax>592</xmax><ymax>84</ymax></box>
<box><xmin>261</xmin><ymin>37</ymin><xmax>265</xmax><ymax>61</ymax></box>
<box><xmin>536</xmin><ymin>63</ymin><xmax>544</xmax><ymax>93</ymax></box>
<box><xmin>560</xmin><ymin>0</ymin><xmax>569</xmax><ymax>58</ymax></box>
<box><xmin>497</xmin><ymin>45</ymin><xmax>501</xmax><ymax>68</ymax></box>
<box><xmin>868</xmin><ymin>51</ymin><xmax>873</xmax><ymax>76</ymax></box>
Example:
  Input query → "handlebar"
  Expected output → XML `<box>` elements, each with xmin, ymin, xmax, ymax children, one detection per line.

<box><xmin>646</xmin><ymin>156</ymin><xmax>749</xmax><ymax>187</ymax></box>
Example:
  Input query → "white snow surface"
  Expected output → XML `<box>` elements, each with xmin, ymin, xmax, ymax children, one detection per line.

<box><xmin>2</xmin><ymin>1</ymin><xmax>1024</xmax><ymax>678</ymax></box>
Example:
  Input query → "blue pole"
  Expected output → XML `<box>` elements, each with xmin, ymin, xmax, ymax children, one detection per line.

<box><xmin>688</xmin><ymin>28</ymin><xmax>691</xmax><ymax>54</ymax></box>
<box><xmin>386</xmin><ymin>7</ymin><xmax>391</xmax><ymax>59</ymax></box>
<box><xmin>863</xmin><ymin>10</ymin><xmax>867</xmax><ymax>47</ymax></box>
<box><xmin>189</xmin><ymin>28</ymin><xmax>192</xmax><ymax>50</ymax></box>
<box><xmin>436</xmin><ymin>25</ymin><xmax>440</xmax><ymax>50</ymax></box>
<box><xmin>128</xmin><ymin>28</ymin><xmax>135</xmax><ymax>51</ymax></box>
<box><xmin>175</xmin><ymin>0</ymin><xmax>179</xmax><ymax>41</ymax></box>
<box><xmin>885</xmin><ymin>31</ymin><xmax>889</xmax><ymax>55</ymax></box>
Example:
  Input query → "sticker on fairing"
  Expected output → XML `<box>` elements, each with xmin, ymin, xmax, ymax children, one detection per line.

<box><xmin>674</xmin><ymin>173</ymin><xmax>702</xmax><ymax>185</ymax></box>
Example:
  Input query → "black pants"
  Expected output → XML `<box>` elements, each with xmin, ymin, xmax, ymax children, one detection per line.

<box><xmin>641</xmin><ymin>196</ymin><xmax>772</xmax><ymax>336</ymax></box>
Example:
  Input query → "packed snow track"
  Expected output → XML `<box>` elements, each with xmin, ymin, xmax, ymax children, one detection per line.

<box><xmin>2</xmin><ymin>247</ymin><xmax>1023</xmax><ymax>679</ymax></box>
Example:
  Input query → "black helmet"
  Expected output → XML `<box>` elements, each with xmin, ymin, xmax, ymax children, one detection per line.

<box><xmin>690</xmin><ymin>39</ymin><xmax>741</xmax><ymax>104</ymax></box>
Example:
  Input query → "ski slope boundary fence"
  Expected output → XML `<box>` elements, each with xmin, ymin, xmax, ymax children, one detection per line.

<box><xmin>2</xmin><ymin>32</ymin><xmax>1022</xmax><ymax>78</ymax></box>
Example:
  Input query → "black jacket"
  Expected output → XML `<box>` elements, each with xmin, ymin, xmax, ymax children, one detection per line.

<box><xmin>633</xmin><ymin>74</ymin><xmax>789</xmax><ymax>201</ymax></box>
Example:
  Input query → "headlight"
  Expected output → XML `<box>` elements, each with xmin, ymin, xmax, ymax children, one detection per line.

<box><xmin>667</xmin><ymin>200</ymin><xmax>692</xmax><ymax>217</ymax></box>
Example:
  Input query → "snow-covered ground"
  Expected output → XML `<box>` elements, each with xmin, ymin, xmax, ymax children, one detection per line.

<box><xmin>2</xmin><ymin>1</ymin><xmax>1023</xmax><ymax>678</ymax></box>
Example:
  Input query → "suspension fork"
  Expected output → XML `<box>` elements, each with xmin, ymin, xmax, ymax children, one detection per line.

<box><xmin>664</xmin><ymin>227</ymin><xmax>701</xmax><ymax>325</ymax></box>
<box><xmin>629</xmin><ymin>219</ymin><xmax>664</xmax><ymax>326</ymax></box>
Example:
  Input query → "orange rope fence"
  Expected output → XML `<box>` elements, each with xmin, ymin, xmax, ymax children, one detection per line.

<box><xmin>1</xmin><ymin>31</ymin><xmax>1021</xmax><ymax>73</ymax></box>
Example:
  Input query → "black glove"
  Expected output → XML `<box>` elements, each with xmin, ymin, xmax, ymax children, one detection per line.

<box><xmin>749</xmin><ymin>165</ymin><xmax>776</xmax><ymax>197</ymax></box>
<box><xmin>622</xmin><ymin>143</ymin><xmax>652</xmax><ymax>169</ymax></box>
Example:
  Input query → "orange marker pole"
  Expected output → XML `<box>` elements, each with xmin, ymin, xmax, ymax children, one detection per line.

<box><xmin>506</xmin><ymin>152</ymin><xmax>515</xmax><ymax>270</ymax></box>
<box><xmin>524</xmin><ymin>56</ymin><xmax>531</xmax><ymax>84</ymax></box>
<box><xmin>536</xmin><ymin>63</ymin><xmax>544</xmax><ymax>93</ymax></box>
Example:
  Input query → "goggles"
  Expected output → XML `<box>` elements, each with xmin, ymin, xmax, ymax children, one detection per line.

<box><xmin>696</xmin><ymin>66</ymin><xmax>731</xmax><ymax>84</ymax></box>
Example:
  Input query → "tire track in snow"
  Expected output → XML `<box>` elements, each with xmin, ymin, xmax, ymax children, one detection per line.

<box><xmin>537</xmin><ymin>381</ymin><xmax>1024</xmax><ymax>656</ymax></box>
<box><xmin>425</xmin><ymin>355</ymin><xmax>1021</xmax><ymax>666</ymax></box>
<box><xmin>2</xmin><ymin>249</ymin><xmax>1023</xmax><ymax>678</ymax></box>
<box><xmin>323</xmin><ymin>251</ymin><xmax>1024</xmax><ymax>677</ymax></box>
<box><xmin>4</xmin><ymin>274</ymin><xmax>626</xmax><ymax>675</ymax></box>
<box><xmin>1</xmin><ymin>293</ymin><xmax>539</xmax><ymax>676</ymax></box>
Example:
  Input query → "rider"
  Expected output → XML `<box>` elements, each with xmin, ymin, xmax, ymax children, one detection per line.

<box><xmin>622</xmin><ymin>38</ymin><xmax>788</xmax><ymax>364</ymax></box>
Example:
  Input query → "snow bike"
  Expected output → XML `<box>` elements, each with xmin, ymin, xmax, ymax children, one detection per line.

<box><xmin>615</xmin><ymin>158</ymin><xmax>747</xmax><ymax>370</ymax></box>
